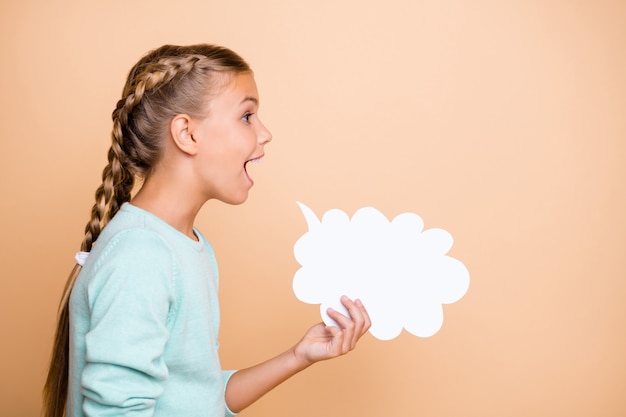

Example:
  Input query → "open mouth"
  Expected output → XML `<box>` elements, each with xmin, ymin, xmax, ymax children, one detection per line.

<box><xmin>244</xmin><ymin>156</ymin><xmax>263</xmax><ymax>183</ymax></box>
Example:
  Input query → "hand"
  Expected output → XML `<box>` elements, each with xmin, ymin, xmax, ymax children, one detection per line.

<box><xmin>293</xmin><ymin>296</ymin><xmax>371</xmax><ymax>366</ymax></box>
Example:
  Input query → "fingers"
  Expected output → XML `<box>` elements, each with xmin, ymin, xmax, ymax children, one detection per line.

<box><xmin>326</xmin><ymin>295</ymin><xmax>371</xmax><ymax>353</ymax></box>
<box><xmin>295</xmin><ymin>297</ymin><xmax>371</xmax><ymax>364</ymax></box>
<box><xmin>353</xmin><ymin>298</ymin><xmax>372</xmax><ymax>343</ymax></box>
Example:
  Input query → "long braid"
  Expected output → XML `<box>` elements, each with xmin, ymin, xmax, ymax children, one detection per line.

<box><xmin>43</xmin><ymin>44</ymin><xmax>251</xmax><ymax>417</ymax></box>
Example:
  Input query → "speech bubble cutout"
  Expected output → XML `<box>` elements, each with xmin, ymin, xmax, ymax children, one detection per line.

<box><xmin>293</xmin><ymin>202</ymin><xmax>470</xmax><ymax>340</ymax></box>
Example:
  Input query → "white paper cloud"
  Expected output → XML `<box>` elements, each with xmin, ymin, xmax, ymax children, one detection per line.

<box><xmin>293</xmin><ymin>202</ymin><xmax>470</xmax><ymax>340</ymax></box>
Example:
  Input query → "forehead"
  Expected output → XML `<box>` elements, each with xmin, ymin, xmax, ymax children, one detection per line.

<box><xmin>211</xmin><ymin>72</ymin><xmax>259</xmax><ymax>107</ymax></box>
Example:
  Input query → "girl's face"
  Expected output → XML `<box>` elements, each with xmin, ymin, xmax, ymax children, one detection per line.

<box><xmin>191</xmin><ymin>72</ymin><xmax>272</xmax><ymax>204</ymax></box>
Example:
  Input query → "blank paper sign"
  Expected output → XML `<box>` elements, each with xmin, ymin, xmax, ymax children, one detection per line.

<box><xmin>293</xmin><ymin>202</ymin><xmax>470</xmax><ymax>340</ymax></box>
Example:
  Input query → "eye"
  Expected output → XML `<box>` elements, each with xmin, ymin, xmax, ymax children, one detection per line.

<box><xmin>242</xmin><ymin>112</ymin><xmax>254</xmax><ymax>123</ymax></box>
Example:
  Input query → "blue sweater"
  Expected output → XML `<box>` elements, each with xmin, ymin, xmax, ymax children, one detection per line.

<box><xmin>68</xmin><ymin>203</ymin><xmax>237</xmax><ymax>416</ymax></box>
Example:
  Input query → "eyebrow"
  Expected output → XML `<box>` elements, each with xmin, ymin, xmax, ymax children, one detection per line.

<box><xmin>240</xmin><ymin>96</ymin><xmax>259</xmax><ymax>105</ymax></box>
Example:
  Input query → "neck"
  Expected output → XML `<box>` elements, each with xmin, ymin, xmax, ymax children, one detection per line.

<box><xmin>131</xmin><ymin>176</ymin><xmax>205</xmax><ymax>241</ymax></box>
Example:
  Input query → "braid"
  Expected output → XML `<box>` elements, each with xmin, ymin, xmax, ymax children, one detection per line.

<box><xmin>81</xmin><ymin>138</ymin><xmax>133</xmax><ymax>251</ymax></box>
<box><xmin>126</xmin><ymin>55</ymin><xmax>202</xmax><ymax>99</ymax></box>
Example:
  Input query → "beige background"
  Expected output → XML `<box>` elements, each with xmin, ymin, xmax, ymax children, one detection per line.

<box><xmin>1</xmin><ymin>0</ymin><xmax>625</xmax><ymax>416</ymax></box>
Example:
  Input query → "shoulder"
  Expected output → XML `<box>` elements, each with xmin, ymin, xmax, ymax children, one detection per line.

<box><xmin>94</xmin><ymin>226</ymin><xmax>175</xmax><ymax>265</ymax></box>
<box><xmin>80</xmin><ymin>227</ymin><xmax>178</xmax><ymax>299</ymax></box>
<box><xmin>89</xmin><ymin>204</ymin><xmax>179</xmax><ymax>269</ymax></box>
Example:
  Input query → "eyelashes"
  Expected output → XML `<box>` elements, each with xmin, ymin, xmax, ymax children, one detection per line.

<box><xmin>242</xmin><ymin>112</ymin><xmax>254</xmax><ymax>123</ymax></box>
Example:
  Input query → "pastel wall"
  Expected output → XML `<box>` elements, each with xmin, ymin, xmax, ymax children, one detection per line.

<box><xmin>1</xmin><ymin>1</ymin><xmax>625</xmax><ymax>416</ymax></box>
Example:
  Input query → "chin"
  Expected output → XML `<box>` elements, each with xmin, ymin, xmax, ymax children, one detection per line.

<box><xmin>220</xmin><ymin>192</ymin><xmax>250</xmax><ymax>206</ymax></box>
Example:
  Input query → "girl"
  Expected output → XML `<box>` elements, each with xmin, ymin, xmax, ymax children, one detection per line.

<box><xmin>43</xmin><ymin>44</ymin><xmax>371</xmax><ymax>417</ymax></box>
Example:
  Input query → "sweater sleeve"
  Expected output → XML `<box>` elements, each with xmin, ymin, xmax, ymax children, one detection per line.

<box><xmin>80</xmin><ymin>230</ymin><xmax>176</xmax><ymax>416</ymax></box>
<box><xmin>222</xmin><ymin>370</ymin><xmax>238</xmax><ymax>417</ymax></box>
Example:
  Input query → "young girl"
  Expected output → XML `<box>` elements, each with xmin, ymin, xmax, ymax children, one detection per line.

<box><xmin>43</xmin><ymin>44</ymin><xmax>371</xmax><ymax>417</ymax></box>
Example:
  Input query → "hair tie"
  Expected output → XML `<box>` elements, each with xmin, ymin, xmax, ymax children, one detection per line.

<box><xmin>75</xmin><ymin>251</ymin><xmax>90</xmax><ymax>267</ymax></box>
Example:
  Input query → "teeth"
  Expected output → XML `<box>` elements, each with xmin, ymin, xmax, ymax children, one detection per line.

<box><xmin>244</xmin><ymin>157</ymin><xmax>262</xmax><ymax>171</ymax></box>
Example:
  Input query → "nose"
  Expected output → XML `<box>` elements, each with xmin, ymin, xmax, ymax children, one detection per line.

<box><xmin>257</xmin><ymin>119</ymin><xmax>272</xmax><ymax>145</ymax></box>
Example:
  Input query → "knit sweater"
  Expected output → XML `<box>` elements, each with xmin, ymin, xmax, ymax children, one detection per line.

<box><xmin>68</xmin><ymin>203</ymin><xmax>236</xmax><ymax>416</ymax></box>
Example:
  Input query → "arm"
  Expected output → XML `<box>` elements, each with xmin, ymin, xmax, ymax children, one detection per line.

<box><xmin>80</xmin><ymin>232</ymin><xmax>175</xmax><ymax>416</ymax></box>
<box><xmin>224</xmin><ymin>296</ymin><xmax>371</xmax><ymax>413</ymax></box>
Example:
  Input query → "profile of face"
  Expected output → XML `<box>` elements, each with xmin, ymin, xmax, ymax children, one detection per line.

<box><xmin>188</xmin><ymin>72</ymin><xmax>273</xmax><ymax>205</ymax></box>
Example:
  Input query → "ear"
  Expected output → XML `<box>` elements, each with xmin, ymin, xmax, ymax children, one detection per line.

<box><xmin>170</xmin><ymin>114</ymin><xmax>198</xmax><ymax>156</ymax></box>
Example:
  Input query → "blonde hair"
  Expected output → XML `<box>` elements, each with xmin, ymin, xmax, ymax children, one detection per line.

<box><xmin>42</xmin><ymin>44</ymin><xmax>251</xmax><ymax>417</ymax></box>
